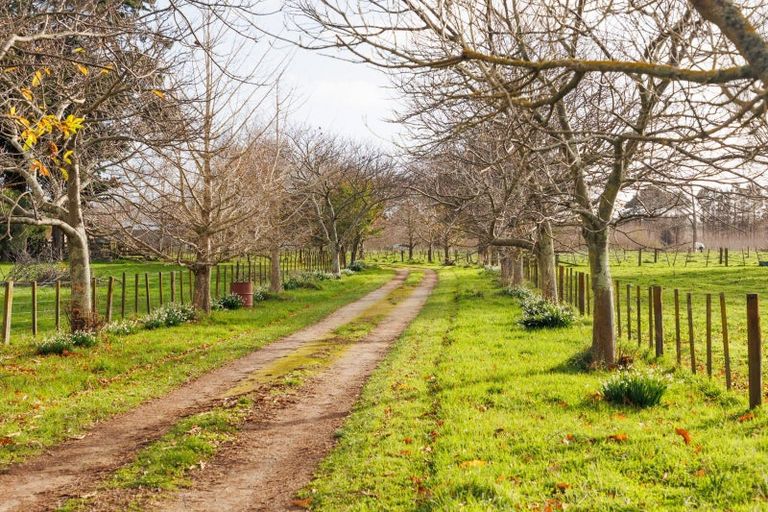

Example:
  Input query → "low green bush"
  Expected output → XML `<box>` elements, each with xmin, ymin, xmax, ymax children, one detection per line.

<box><xmin>347</xmin><ymin>261</ymin><xmax>367</xmax><ymax>272</ymax></box>
<box><xmin>35</xmin><ymin>330</ymin><xmax>97</xmax><ymax>355</ymax></box>
<box><xmin>213</xmin><ymin>293</ymin><xmax>244</xmax><ymax>311</ymax></box>
<box><xmin>503</xmin><ymin>285</ymin><xmax>535</xmax><ymax>301</ymax></box>
<box><xmin>71</xmin><ymin>331</ymin><xmax>97</xmax><ymax>347</ymax></box>
<box><xmin>519</xmin><ymin>297</ymin><xmax>574</xmax><ymax>329</ymax></box>
<box><xmin>143</xmin><ymin>302</ymin><xmax>195</xmax><ymax>330</ymax></box>
<box><xmin>104</xmin><ymin>319</ymin><xmax>140</xmax><ymax>336</ymax></box>
<box><xmin>35</xmin><ymin>333</ymin><xmax>74</xmax><ymax>355</ymax></box>
<box><xmin>284</xmin><ymin>276</ymin><xmax>322</xmax><ymax>290</ymax></box>
<box><xmin>600</xmin><ymin>371</ymin><xmax>668</xmax><ymax>408</ymax></box>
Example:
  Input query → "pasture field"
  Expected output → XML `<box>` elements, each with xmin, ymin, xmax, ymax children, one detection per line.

<box><xmin>301</xmin><ymin>265</ymin><xmax>768</xmax><ymax>511</ymax></box>
<box><xmin>0</xmin><ymin>267</ymin><xmax>393</xmax><ymax>467</ymax></box>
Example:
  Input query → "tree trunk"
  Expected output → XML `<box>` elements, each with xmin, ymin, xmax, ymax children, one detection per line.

<box><xmin>586</xmin><ymin>230</ymin><xmax>616</xmax><ymax>365</ymax></box>
<box><xmin>340</xmin><ymin>245</ymin><xmax>347</xmax><ymax>268</ymax></box>
<box><xmin>270</xmin><ymin>246</ymin><xmax>283</xmax><ymax>293</ymax></box>
<box><xmin>535</xmin><ymin>221</ymin><xmax>558</xmax><ymax>300</ymax></box>
<box><xmin>427</xmin><ymin>244</ymin><xmax>433</xmax><ymax>263</ymax></box>
<box><xmin>51</xmin><ymin>226</ymin><xmax>65</xmax><ymax>261</ymax></box>
<box><xmin>500</xmin><ymin>249</ymin><xmax>513</xmax><ymax>286</ymax></box>
<box><xmin>350</xmin><ymin>237</ymin><xmax>360</xmax><ymax>264</ymax></box>
<box><xmin>408</xmin><ymin>244</ymin><xmax>413</xmax><ymax>260</ymax></box>
<box><xmin>511</xmin><ymin>248</ymin><xmax>524</xmax><ymax>285</ymax></box>
<box><xmin>67</xmin><ymin>228</ymin><xmax>92</xmax><ymax>331</ymax></box>
<box><xmin>443</xmin><ymin>243</ymin><xmax>450</xmax><ymax>264</ymax></box>
<box><xmin>192</xmin><ymin>265</ymin><xmax>212</xmax><ymax>313</ymax></box>
<box><xmin>331</xmin><ymin>246</ymin><xmax>342</xmax><ymax>274</ymax></box>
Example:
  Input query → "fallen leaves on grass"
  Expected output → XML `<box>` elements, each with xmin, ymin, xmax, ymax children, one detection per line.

<box><xmin>561</xmin><ymin>434</ymin><xmax>575</xmax><ymax>445</ymax></box>
<box><xmin>553</xmin><ymin>482</ymin><xmax>571</xmax><ymax>493</ymax></box>
<box><xmin>738</xmin><ymin>412</ymin><xmax>755</xmax><ymax>423</ymax></box>
<box><xmin>290</xmin><ymin>497</ymin><xmax>312</xmax><ymax>509</ymax></box>
<box><xmin>607</xmin><ymin>433</ymin><xmax>628</xmax><ymax>443</ymax></box>
<box><xmin>403</xmin><ymin>437</ymin><xmax>414</xmax><ymax>444</ymax></box>
<box><xmin>675</xmin><ymin>428</ymin><xmax>691</xmax><ymax>445</ymax></box>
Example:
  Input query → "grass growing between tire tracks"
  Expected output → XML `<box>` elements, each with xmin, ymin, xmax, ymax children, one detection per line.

<box><xmin>301</xmin><ymin>266</ymin><xmax>768</xmax><ymax>511</ymax></box>
<box><xmin>0</xmin><ymin>268</ymin><xmax>394</xmax><ymax>468</ymax></box>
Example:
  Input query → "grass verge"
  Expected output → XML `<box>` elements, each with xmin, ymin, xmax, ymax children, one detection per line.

<box><xmin>300</xmin><ymin>266</ymin><xmax>768</xmax><ymax>511</ymax></box>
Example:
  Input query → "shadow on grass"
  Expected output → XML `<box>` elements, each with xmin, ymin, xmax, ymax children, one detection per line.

<box><xmin>548</xmin><ymin>347</ymin><xmax>592</xmax><ymax>374</ymax></box>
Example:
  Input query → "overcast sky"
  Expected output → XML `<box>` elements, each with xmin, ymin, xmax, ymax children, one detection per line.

<box><xmin>260</xmin><ymin>5</ymin><xmax>405</xmax><ymax>149</ymax></box>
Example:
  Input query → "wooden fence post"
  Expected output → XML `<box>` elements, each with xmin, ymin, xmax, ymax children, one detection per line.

<box><xmin>674</xmin><ymin>289</ymin><xmax>681</xmax><ymax>364</ymax></box>
<box><xmin>616</xmin><ymin>280</ymin><xmax>622</xmax><ymax>338</ymax></box>
<box><xmin>706</xmin><ymin>293</ymin><xmax>712</xmax><ymax>377</ymax></box>
<box><xmin>31</xmin><ymin>281</ymin><xmax>37</xmax><ymax>336</ymax></box>
<box><xmin>638</xmin><ymin>248</ymin><xmax>642</xmax><ymax>266</ymax></box>
<box><xmin>216</xmin><ymin>266</ymin><xmax>220</xmax><ymax>299</ymax></box>
<box><xmin>720</xmin><ymin>292</ymin><xmax>732</xmax><ymax>390</ymax></box>
<box><xmin>653</xmin><ymin>285</ymin><xmax>663</xmax><ymax>356</ymax></box>
<box><xmin>121</xmin><ymin>272</ymin><xmax>126</xmax><ymax>319</ymax></box>
<box><xmin>158</xmin><ymin>272</ymin><xmax>163</xmax><ymax>306</ymax></box>
<box><xmin>746</xmin><ymin>293</ymin><xmax>762</xmax><ymax>408</ymax></box>
<box><xmin>188</xmin><ymin>270</ymin><xmax>193</xmax><ymax>302</ymax></box>
<box><xmin>144</xmin><ymin>273</ymin><xmax>150</xmax><ymax>312</ymax></box>
<box><xmin>2</xmin><ymin>281</ymin><xmax>12</xmax><ymax>344</ymax></box>
<box><xmin>626</xmin><ymin>283</ymin><xmax>631</xmax><ymax>340</ymax></box>
<box><xmin>179</xmin><ymin>270</ymin><xmax>184</xmax><ymax>304</ymax></box>
<box><xmin>91</xmin><ymin>277</ymin><xmax>97</xmax><ymax>316</ymax></box>
<box><xmin>636</xmin><ymin>285</ymin><xmax>641</xmax><ymax>347</ymax></box>
<box><xmin>106</xmin><ymin>276</ymin><xmax>114</xmax><ymax>323</ymax></box>
<box><xmin>134</xmin><ymin>273</ymin><xmax>139</xmax><ymax>315</ymax></box>
<box><xmin>55</xmin><ymin>279</ymin><xmax>61</xmax><ymax>331</ymax></box>
<box><xmin>170</xmin><ymin>271</ymin><xmax>176</xmax><ymax>303</ymax></box>
<box><xmin>687</xmin><ymin>292</ymin><xmax>696</xmax><ymax>374</ymax></box>
<box><xmin>558</xmin><ymin>266</ymin><xmax>564</xmax><ymax>303</ymax></box>
<box><xmin>647</xmin><ymin>286</ymin><xmax>653</xmax><ymax>348</ymax></box>
<box><xmin>578</xmin><ymin>273</ymin><xmax>585</xmax><ymax>315</ymax></box>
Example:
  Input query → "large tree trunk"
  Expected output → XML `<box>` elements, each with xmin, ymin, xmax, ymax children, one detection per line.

<box><xmin>350</xmin><ymin>236</ymin><xmax>360</xmax><ymax>264</ymax></box>
<box><xmin>586</xmin><ymin>229</ymin><xmax>616</xmax><ymax>365</ymax></box>
<box><xmin>535</xmin><ymin>221</ymin><xmax>558</xmax><ymax>300</ymax></box>
<box><xmin>443</xmin><ymin>242</ymin><xmax>450</xmax><ymax>264</ymax></box>
<box><xmin>193</xmin><ymin>265</ymin><xmax>212</xmax><ymax>313</ymax></box>
<box><xmin>331</xmin><ymin>246</ymin><xmax>342</xmax><ymax>274</ymax></box>
<box><xmin>511</xmin><ymin>248</ymin><xmax>524</xmax><ymax>286</ymax></box>
<box><xmin>427</xmin><ymin>243</ymin><xmax>433</xmax><ymax>263</ymax></box>
<box><xmin>67</xmin><ymin>227</ymin><xmax>92</xmax><ymax>331</ymax></box>
<box><xmin>500</xmin><ymin>249</ymin><xmax>513</xmax><ymax>286</ymax></box>
<box><xmin>270</xmin><ymin>246</ymin><xmax>282</xmax><ymax>293</ymax></box>
<box><xmin>51</xmin><ymin>226</ymin><xmax>65</xmax><ymax>261</ymax></box>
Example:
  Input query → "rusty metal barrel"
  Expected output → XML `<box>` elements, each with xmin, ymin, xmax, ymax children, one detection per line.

<box><xmin>230</xmin><ymin>281</ymin><xmax>254</xmax><ymax>308</ymax></box>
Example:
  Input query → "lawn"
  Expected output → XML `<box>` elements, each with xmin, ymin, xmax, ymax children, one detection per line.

<box><xmin>0</xmin><ymin>266</ymin><xmax>394</xmax><ymax>467</ymax></box>
<box><xmin>301</xmin><ymin>265</ymin><xmax>768</xmax><ymax>511</ymax></box>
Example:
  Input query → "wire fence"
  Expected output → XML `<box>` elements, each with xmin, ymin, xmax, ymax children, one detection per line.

<box><xmin>0</xmin><ymin>248</ymin><xmax>335</xmax><ymax>343</ymax></box>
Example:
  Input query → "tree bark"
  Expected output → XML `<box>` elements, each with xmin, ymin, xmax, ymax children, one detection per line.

<box><xmin>270</xmin><ymin>245</ymin><xmax>283</xmax><ymax>293</ymax></box>
<box><xmin>512</xmin><ymin>248</ymin><xmax>524</xmax><ymax>285</ymax></box>
<box><xmin>331</xmin><ymin>246</ymin><xmax>342</xmax><ymax>274</ymax></box>
<box><xmin>500</xmin><ymin>249</ymin><xmax>513</xmax><ymax>286</ymax></box>
<box><xmin>535</xmin><ymin>221</ymin><xmax>558</xmax><ymax>300</ymax></box>
<box><xmin>427</xmin><ymin>243</ymin><xmax>433</xmax><ymax>263</ymax></box>
<box><xmin>443</xmin><ymin>242</ymin><xmax>450</xmax><ymax>264</ymax></box>
<box><xmin>67</xmin><ymin>227</ymin><xmax>92</xmax><ymax>331</ymax></box>
<box><xmin>193</xmin><ymin>265</ymin><xmax>212</xmax><ymax>313</ymax></box>
<box><xmin>586</xmin><ymin>229</ymin><xmax>616</xmax><ymax>365</ymax></box>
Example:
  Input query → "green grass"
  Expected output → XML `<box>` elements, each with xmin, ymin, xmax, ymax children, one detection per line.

<box><xmin>301</xmin><ymin>266</ymin><xmax>768</xmax><ymax>511</ymax></box>
<box><xmin>0</xmin><ymin>267</ymin><xmax>394</xmax><ymax>467</ymax></box>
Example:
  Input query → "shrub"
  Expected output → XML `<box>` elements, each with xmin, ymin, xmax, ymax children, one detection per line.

<box><xmin>5</xmin><ymin>261</ymin><xmax>69</xmax><ymax>284</ymax></box>
<box><xmin>340</xmin><ymin>268</ymin><xmax>355</xmax><ymax>276</ymax></box>
<box><xmin>104</xmin><ymin>319</ymin><xmax>140</xmax><ymax>336</ymax></box>
<box><xmin>347</xmin><ymin>261</ymin><xmax>367</xmax><ymax>272</ymax></box>
<box><xmin>519</xmin><ymin>297</ymin><xmax>574</xmax><ymax>329</ymax></box>
<box><xmin>35</xmin><ymin>330</ymin><xmax>97</xmax><ymax>355</ymax></box>
<box><xmin>70</xmin><ymin>330</ymin><xmax>98</xmax><ymax>347</ymax></box>
<box><xmin>480</xmin><ymin>265</ymin><xmax>499</xmax><ymax>276</ymax></box>
<box><xmin>600</xmin><ymin>371</ymin><xmax>668</xmax><ymax>408</ymax></box>
<box><xmin>143</xmin><ymin>302</ymin><xmax>195</xmax><ymax>330</ymax></box>
<box><xmin>503</xmin><ymin>286</ymin><xmax>535</xmax><ymax>301</ymax></box>
<box><xmin>213</xmin><ymin>293</ymin><xmax>244</xmax><ymax>311</ymax></box>
<box><xmin>35</xmin><ymin>333</ymin><xmax>74</xmax><ymax>355</ymax></box>
<box><xmin>284</xmin><ymin>276</ymin><xmax>322</xmax><ymax>290</ymax></box>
